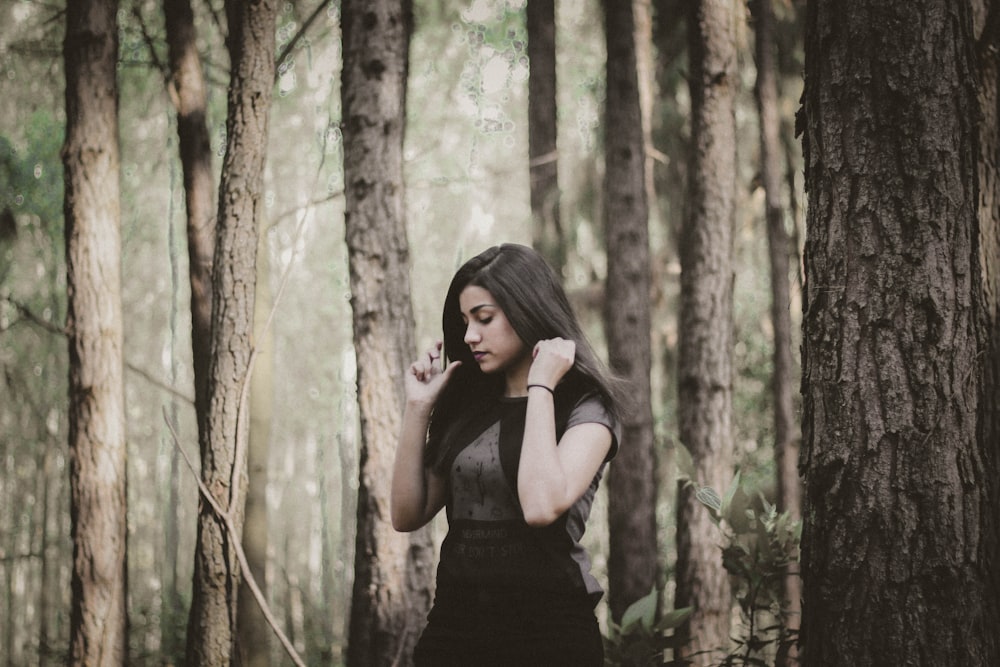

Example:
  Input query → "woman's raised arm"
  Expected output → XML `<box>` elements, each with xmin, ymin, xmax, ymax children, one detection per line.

<box><xmin>390</xmin><ymin>343</ymin><xmax>459</xmax><ymax>531</ymax></box>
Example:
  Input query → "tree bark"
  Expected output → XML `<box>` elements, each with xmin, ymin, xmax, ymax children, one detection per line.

<box><xmin>164</xmin><ymin>0</ymin><xmax>215</xmax><ymax>437</ymax></box>
<box><xmin>185</xmin><ymin>0</ymin><xmax>277</xmax><ymax>663</ymax></box>
<box><xmin>341</xmin><ymin>2</ymin><xmax>435</xmax><ymax>665</ymax></box>
<box><xmin>675</xmin><ymin>0</ymin><xmax>737</xmax><ymax>662</ymax></box>
<box><xmin>527</xmin><ymin>0</ymin><xmax>564</xmax><ymax>275</ymax></box>
<box><xmin>973</xmin><ymin>6</ymin><xmax>1000</xmax><ymax>617</ymax></box>
<box><xmin>602</xmin><ymin>0</ymin><xmax>659</xmax><ymax>624</ymax></box>
<box><xmin>62</xmin><ymin>0</ymin><xmax>129</xmax><ymax>664</ymax></box>
<box><xmin>750</xmin><ymin>0</ymin><xmax>801</xmax><ymax>659</ymax></box>
<box><xmin>799</xmin><ymin>1</ymin><xmax>1000</xmax><ymax>664</ymax></box>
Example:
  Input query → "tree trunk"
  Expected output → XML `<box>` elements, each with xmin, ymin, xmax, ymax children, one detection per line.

<box><xmin>750</xmin><ymin>0</ymin><xmax>800</xmax><ymax>660</ymax></box>
<box><xmin>799</xmin><ymin>1</ymin><xmax>1000</xmax><ymax>664</ymax></box>
<box><xmin>36</xmin><ymin>446</ymin><xmax>52</xmax><ymax>667</ymax></box>
<box><xmin>237</xmin><ymin>225</ymin><xmax>274</xmax><ymax>666</ymax></box>
<box><xmin>602</xmin><ymin>0</ymin><xmax>659</xmax><ymax>624</ymax></box>
<box><xmin>341</xmin><ymin>2</ymin><xmax>435</xmax><ymax>665</ymax></box>
<box><xmin>318</xmin><ymin>440</ymin><xmax>337</xmax><ymax>664</ymax></box>
<box><xmin>527</xmin><ymin>0</ymin><xmax>564</xmax><ymax>275</ymax></box>
<box><xmin>163</xmin><ymin>181</ymin><xmax>185</xmax><ymax>667</ymax></box>
<box><xmin>3</xmin><ymin>503</ymin><xmax>15</xmax><ymax>667</ymax></box>
<box><xmin>675</xmin><ymin>0</ymin><xmax>737</xmax><ymax>662</ymax></box>
<box><xmin>62</xmin><ymin>1</ymin><xmax>129</xmax><ymax>664</ymax></box>
<box><xmin>185</xmin><ymin>0</ymin><xmax>277</xmax><ymax>663</ymax></box>
<box><xmin>634</xmin><ymin>0</ymin><xmax>657</xmax><ymax>227</ymax></box>
<box><xmin>164</xmin><ymin>0</ymin><xmax>215</xmax><ymax>437</ymax></box>
<box><xmin>973</xmin><ymin>5</ymin><xmax>1000</xmax><ymax>615</ymax></box>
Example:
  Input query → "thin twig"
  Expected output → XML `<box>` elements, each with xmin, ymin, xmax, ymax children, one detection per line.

<box><xmin>2</xmin><ymin>296</ymin><xmax>66</xmax><ymax>335</ymax></box>
<box><xmin>162</xmin><ymin>408</ymin><xmax>307</xmax><ymax>667</ymax></box>
<box><xmin>127</xmin><ymin>362</ymin><xmax>195</xmax><ymax>404</ymax></box>
<box><xmin>274</xmin><ymin>0</ymin><xmax>332</xmax><ymax>83</ymax></box>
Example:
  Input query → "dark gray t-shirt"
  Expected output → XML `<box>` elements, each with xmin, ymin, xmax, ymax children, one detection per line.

<box><xmin>435</xmin><ymin>393</ymin><xmax>620</xmax><ymax>604</ymax></box>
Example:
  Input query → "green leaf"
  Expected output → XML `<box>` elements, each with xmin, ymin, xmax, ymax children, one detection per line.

<box><xmin>620</xmin><ymin>586</ymin><xmax>658</xmax><ymax>634</ymax></box>
<box><xmin>695</xmin><ymin>485</ymin><xmax>722</xmax><ymax>513</ymax></box>
<box><xmin>674</xmin><ymin>441</ymin><xmax>697</xmax><ymax>483</ymax></box>
<box><xmin>654</xmin><ymin>606</ymin><xmax>692</xmax><ymax>632</ymax></box>
<box><xmin>720</xmin><ymin>469</ymin><xmax>742</xmax><ymax>521</ymax></box>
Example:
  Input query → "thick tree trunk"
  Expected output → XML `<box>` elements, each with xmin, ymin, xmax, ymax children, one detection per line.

<box><xmin>185</xmin><ymin>0</ymin><xmax>277</xmax><ymax>663</ymax></box>
<box><xmin>62</xmin><ymin>1</ymin><xmax>128</xmax><ymax>664</ymax></box>
<box><xmin>800</xmin><ymin>1</ymin><xmax>1000</xmax><ymax>664</ymax></box>
<box><xmin>527</xmin><ymin>0</ymin><xmax>564</xmax><ymax>275</ymax></box>
<box><xmin>675</xmin><ymin>0</ymin><xmax>737</xmax><ymax>663</ymax></box>
<box><xmin>602</xmin><ymin>0</ymin><xmax>659</xmax><ymax>624</ymax></box>
<box><xmin>973</xmin><ymin>7</ymin><xmax>1000</xmax><ymax>614</ymax></box>
<box><xmin>341</xmin><ymin>2</ymin><xmax>434</xmax><ymax>666</ymax></box>
<box><xmin>164</xmin><ymin>0</ymin><xmax>215</xmax><ymax>436</ymax></box>
<box><xmin>750</xmin><ymin>0</ymin><xmax>801</xmax><ymax>660</ymax></box>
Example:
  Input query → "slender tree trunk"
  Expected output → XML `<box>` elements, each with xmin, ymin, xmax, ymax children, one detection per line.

<box><xmin>675</xmin><ymin>0</ymin><xmax>737</xmax><ymax>662</ymax></box>
<box><xmin>799</xmin><ymin>1</ymin><xmax>1000</xmax><ymax>664</ymax></box>
<box><xmin>318</xmin><ymin>440</ymin><xmax>337</xmax><ymax>664</ymax></box>
<box><xmin>527</xmin><ymin>0</ymin><xmax>564</xmax><ymax>275</ymax></box>
<box><xmin>62</xmin><ymin>1</ymin><xmax>128</xmax><ymax>664</ymax></box>
<box><xmin>341</xmin><ymin>2</ymin><xmax>434</xmax><ymax>665</ymax></box>
<box><xmin>750</xmin><ymin>0</ymin><xmax>800</xmax><ymax>660</ymax></box>
<box><xmin>164</xmin><ymin>0</ymin><xmax>215</xmax><ymax>436</ymax></box>
<box><xmin>634</xmin><ymin>0</ymin><xmax>657</xmax><ymax>226</ymax></box>
<box><xmin>602</xmin><ymin>0</ymin><xmax>659</xmax><ymax>624</ymax></box>
<box><xmin>3</xmin><ymin>503</ymin><xmax>14</xmax><ymax>667</ymax></box>
<box><xmin>337</xmin><ymin>426</ymin><xmax>357</xmax><ymax>654</ymax></box>
<box><xmin>36</xmin><ymin>447</ymin><xmax>52</xmax><ymax>667</ymax></box>
<box><xmin>163</xmin><ymin>199</ymin><xmax>185</xmax><ymax>665</ymax></box>
<box><xmin>237</xmin><ymin>225</ymin><xmax>273</xmax><ymax>666</ymax></box>
<box><xmin>185</xmin><ymin>0</ymin><xmax>277</xmax><ymax>663</ymax></box>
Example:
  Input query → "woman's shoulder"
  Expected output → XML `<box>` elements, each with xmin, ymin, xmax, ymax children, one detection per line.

<box><xmin>564</xmin><ymin>390</ymin><xmax>622</xmax><ymax>452</ymax></box>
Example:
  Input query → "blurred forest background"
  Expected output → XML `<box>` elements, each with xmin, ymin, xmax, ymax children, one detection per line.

<box><xmin>5</xmin><ymin>0</ymin><xmax>797</xmax><ymax>662</ymax></box>
<box><xmin>2</xmin><ymin>0</ymin><xmax>996</xmax><ymax>666</ymax></box>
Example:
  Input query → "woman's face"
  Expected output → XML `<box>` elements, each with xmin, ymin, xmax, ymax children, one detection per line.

<box><xmin>458</xmin><ymin>285</ymin><xmax>531</xmax><ymax>377</ymax></box>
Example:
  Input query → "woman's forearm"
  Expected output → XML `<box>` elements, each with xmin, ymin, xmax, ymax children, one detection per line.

<box><xmin>391</xmin><ymin>401</ymin><xmax>437</xmax><ymax>531</ymax></box>
<box><xmin>517</xmin><ymin>386</ymin><xmax>567</xmax><ymax>526</ymax></box>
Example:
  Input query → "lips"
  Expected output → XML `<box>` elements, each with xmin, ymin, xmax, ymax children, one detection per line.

<box><xmin>472</xmin><ymin>351</ymin><xmax>487</xmax><ymax>362</ymax></box>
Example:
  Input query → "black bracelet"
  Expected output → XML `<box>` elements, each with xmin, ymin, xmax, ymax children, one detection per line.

<box><xmin>527</xmin><ymin>383</ymin><xmax>554</xmax><ymax>395</ymax></box>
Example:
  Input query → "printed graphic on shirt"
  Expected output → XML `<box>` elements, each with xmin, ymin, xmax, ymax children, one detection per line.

<box><xmin>451</xmin><ymin>422</ymin><xmax>520</xmax><ymax>521</ymax></box>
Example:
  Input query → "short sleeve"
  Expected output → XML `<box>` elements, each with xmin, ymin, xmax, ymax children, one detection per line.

<box><xmin>564</xmin><ymin>394</ymin><xmax>621</xmax><ymax>461</ymax></box>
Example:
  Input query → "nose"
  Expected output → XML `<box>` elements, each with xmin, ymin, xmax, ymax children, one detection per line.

<box><xmin>464</xmin><ymin>322</ymin><xmax>481</xmax><ymax>345</ymax></box>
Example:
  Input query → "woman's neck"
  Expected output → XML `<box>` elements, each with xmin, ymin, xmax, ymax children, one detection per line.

<box><xmin>503</xmin><ymin>355</ymin><xmax>532</xmax><ymax>397</ymax></box>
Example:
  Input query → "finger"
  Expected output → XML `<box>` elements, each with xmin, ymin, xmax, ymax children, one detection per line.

<box><xmin>440</xmin><ymin>359</ymin><xmax>462</xmax><ymax>382</ymax></box>
<box><xmin>410</xmin><ymin>362</ymin><xmax>425</xmax><ymax>382</ymax></box>
<box><xmin>427</xmin><ymin>342</ymin><xmax>444</xmax><ymax>366</ymax></box>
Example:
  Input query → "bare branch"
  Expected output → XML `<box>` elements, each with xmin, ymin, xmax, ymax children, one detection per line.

<box><xmin>1</xmin><ymin>296</ymin><xmax>66</xmax><ymax>335</ymax></box>
<box><xmin>274</xmin><ymin>1</ymin><xmax>332</xmax><ymax>83</ymax></box>
<box><xmin>162</xmin><ymin>408</ymin><xmax>307</xmax><ymax>667</ymax></box>
<box><xmin>126</xmin><ymin>362</ymin><xmax>195</xmax><ymax>405</ymax></box>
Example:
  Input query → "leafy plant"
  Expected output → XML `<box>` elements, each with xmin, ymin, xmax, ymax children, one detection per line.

<box><xmin>688</xmin><ymin>467</ymin><xmax>802</xmax><ymax>666</ymax></box>
<box><xmin>604</xmin><ymin>586</ymin><xmax>692</xmax><ymax>667</ymax></box>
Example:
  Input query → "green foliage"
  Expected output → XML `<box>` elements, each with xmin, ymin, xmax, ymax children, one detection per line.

<box><xmin>604</xmin><ymin>587</ymin><xmax>692</xmax><ymax>667</ymax></box>
<box><xmin>680</xmin><ymin>465</ymin><xmax>802</xmax><ymax>667</ymax></box>
<box><xmin>0</xmin><ymin>110</ymin><xmax>64</xmax><ymax>231</ymax></box>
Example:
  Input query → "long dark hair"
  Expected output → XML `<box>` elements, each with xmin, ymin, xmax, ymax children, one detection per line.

<box><xmin>425</xmin><ymin>243</ymin><xmax>624</xmax><ymax>469</ymax></box>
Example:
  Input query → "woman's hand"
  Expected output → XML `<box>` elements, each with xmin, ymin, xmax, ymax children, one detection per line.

<box><xmin>527</xmin><ymin>337</ymin><xmax>576</xmax><ymax>390</ymax></box>
<box><xmin>405</xmin><ymin>341</ymin><xmax>461</xmax><ymax>408</ymax></box>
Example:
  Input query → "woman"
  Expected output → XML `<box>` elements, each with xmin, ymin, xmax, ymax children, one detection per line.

<box><xmin>391</xmin><ymin>244</ymin><xmax>623</xmax><ymax>666</ymax></box>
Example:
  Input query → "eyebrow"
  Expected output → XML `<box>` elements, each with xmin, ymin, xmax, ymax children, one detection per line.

<box><xmin>462</xmin><ymin>303</ymin><xmax>495</xmax><ymax>318</ymax></box>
